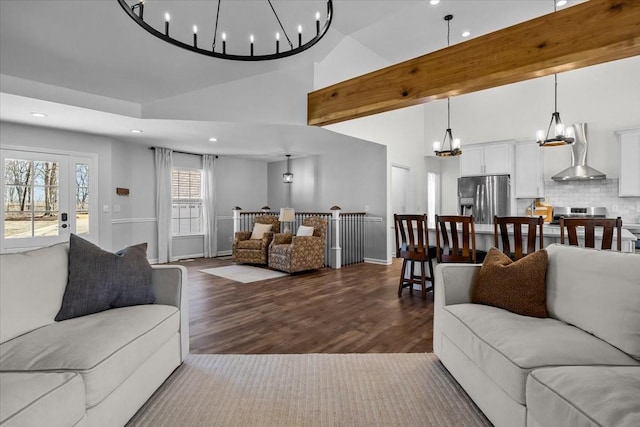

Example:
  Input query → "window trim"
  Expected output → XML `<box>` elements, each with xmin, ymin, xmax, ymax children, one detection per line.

<box><xmin>171</xmin><ymin>167</ymin><xmax>203</xmax><ymax>237</ymax></box>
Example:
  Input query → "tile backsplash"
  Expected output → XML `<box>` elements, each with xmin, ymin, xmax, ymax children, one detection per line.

<box><xmin>516</xmin><ymin>179</ymin><xmax>640</xmax><ymax>224</ymax></box>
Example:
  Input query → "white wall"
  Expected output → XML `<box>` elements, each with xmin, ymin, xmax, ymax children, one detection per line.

<box><xmin>424</xmin><ymin>56</ymin><xmax>640</xmax><ymax>214</ymax></box>
<box><xmin>215</xmin><ymin>156</ymin><xmax>269</xmax><ymax>254</ymax></box>
<box><xmin>142</xmin><ymin>62</ymin><xmax>314</xmax><ymax>126</ymax></box>
<box><xmin>266</xmin><ymin>139</ymin><xmax>388</xmax><ymax>262</ymax></box>
<box><xmin>110</xmin><ymin>141</ymin><xmax>156</xmax><ymax>255</ymax></box>
<box><xmin>0</xmin><ymin>121</ymin><xmax>274</xmax><ymax>259</ymax></box>
<box><xmin>313</xmin><ymin>35</ymin><xmax>390</xmax><ymax>89</ymax></box>
<box><xmin>326</xmin><ymin>105</ymin><xmax>426</xmax><ymax>262</ymax></box>
<box><xmin>0</xmin><ymin>121</ymin><xmax>114</xmax><ymax>250</ymax></box>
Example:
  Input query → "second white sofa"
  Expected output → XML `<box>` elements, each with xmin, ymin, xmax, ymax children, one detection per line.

<box><xmin>434</xmin><ymin>243</ymin><xmax>640</xmax><ymax>427</ymax></box>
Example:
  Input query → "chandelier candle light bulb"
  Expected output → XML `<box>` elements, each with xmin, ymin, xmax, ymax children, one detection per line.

<box><xmin>250</xmin><ymin>34</ymin><xmax>254</xmax><ymax>56</ymax></box>
<box><xmin>222</xmin><ymin>32</ymin><xmax>226</xmax><ymax>54</ymax></box>
<box><xmin>119</xmin><ymin>0</ymin><xmax>333</xmax><ymax>61</ymax></box>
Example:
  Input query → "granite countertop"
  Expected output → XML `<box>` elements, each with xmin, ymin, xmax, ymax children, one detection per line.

<box><xmin>470</xmin><ymin>223</ymin><xmax>636</xmax><ymax>241</ymax></box>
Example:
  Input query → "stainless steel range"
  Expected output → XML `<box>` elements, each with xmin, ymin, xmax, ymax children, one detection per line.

<box><xmin>549</xmin><ymin>207</ymin><xmax>608</xmax><ymax>225</ymax></box>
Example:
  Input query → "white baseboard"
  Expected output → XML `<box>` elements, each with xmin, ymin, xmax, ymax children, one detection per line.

<box><xmin>171</xmin><ymin>253</ymin><xmax>204</xmax><ymax>262</ymax></box>
<box><xmin>216</xmin><ymin>250</ymin><xmax>232</xmax><ymax>256</ymax></box>
<box><xmin>364</xmin><ymin>257</ymin><xmax>392</xmax><ymax>265</ymax></box>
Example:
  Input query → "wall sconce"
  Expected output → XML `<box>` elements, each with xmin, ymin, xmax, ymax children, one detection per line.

<box><xmin>283</xmin><ymin>154</ymin><xmax>294</xmax><ymax>183</ymax></box>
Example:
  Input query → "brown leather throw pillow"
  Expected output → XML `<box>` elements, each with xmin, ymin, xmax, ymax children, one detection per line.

<box><xmin>472</xmin><ymin>247</ymin><xmax>548</xmax><ymax>318</ymax></box>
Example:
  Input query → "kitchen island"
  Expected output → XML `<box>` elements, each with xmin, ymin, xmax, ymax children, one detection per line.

<box><xmin>428</xmin><ymin>223</ymin><xmax>638</xmax><ymax>254</ymax></box>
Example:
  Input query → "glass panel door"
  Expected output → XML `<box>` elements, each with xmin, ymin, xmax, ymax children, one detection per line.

<box><xmin>1</xmin><ymin>150</ymin><xmax>70</xmax><ymax>252</ymax></box>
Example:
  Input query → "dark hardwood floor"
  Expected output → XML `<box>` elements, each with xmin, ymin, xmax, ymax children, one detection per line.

<box><xmin>177</xmin><ymin>257</ymin><xmax>434</xmax><ymax>354</ymax></box>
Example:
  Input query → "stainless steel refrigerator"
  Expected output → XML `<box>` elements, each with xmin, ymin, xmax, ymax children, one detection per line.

<box><xmin>458</xmin><ymin>175</ymin><xmax>510</xmax><ymax>224</ymax></box>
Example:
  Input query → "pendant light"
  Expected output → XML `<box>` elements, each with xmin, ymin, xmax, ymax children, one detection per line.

<box><xmin>433</xmin><ymin>15</ymin><xmax>462</xmax><ymax>157</ymax></box>
<box><xmin>536</xmin><ymin>1</ymin><xmax>575</xmax><ymax>147</ymax></box>
<box><xmin>283</xmin><ymin>155</ymin><xmax>294</xmax><ymax>183</ymax></box>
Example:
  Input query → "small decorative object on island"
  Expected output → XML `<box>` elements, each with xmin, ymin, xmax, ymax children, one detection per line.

<box><xmin>434</xmin><ymin>15</ymin><xmax>462</xmax><ymax>158</ymax></box>
<box><xmin>536</xmin><ymin>1</ymin><xmax>575</xmax><ymax>147</ymax></box>
<box><xmin>117</xmin><ymin>0</ymin><xmax>333</xmax><ymax>61</ymax></box>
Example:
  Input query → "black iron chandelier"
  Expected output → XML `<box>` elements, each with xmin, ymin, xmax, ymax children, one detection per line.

<box><xmin>433</xmin><ymin>15</ymin><xmax>461</xmax><ymax>157</ymax></box>
<box><xmin>536</xmin><ymin>0</ymin><xmax>575</xmax><ymax>147</ymax></box>
<box><xmin>117</xmin><ymin>0</ymin><xmax>333</xmax><ymax>61</ymax></box>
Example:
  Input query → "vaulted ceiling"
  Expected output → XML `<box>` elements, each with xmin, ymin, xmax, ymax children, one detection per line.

<box><xmin>0</xmin><ymin>0</ymin><xmax>586</xmax><ymax>158</ymax></box>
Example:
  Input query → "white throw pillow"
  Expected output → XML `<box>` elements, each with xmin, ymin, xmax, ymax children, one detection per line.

<box><xmin>296</xmin><ymin>225</ymin><xmax>314</xmax><ymax>237</ymax></box>
<box><xmin>250</xmin><ymin>223</ymin><xmax>273</xmax><ymax>239</ymax></box>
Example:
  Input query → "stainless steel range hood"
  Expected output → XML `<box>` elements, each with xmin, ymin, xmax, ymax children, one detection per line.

<box><xmin>552</xmin><ymin>122</ymin><xmax>606</xmax><ymax>181</ymax></box>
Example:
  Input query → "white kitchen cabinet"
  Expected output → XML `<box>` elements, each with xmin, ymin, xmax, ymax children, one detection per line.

<box><xmin>515</xmin><ymin>141</ymin><xmax>544</xmax><ymax>198</ymax></box>
<box><xmin>459</xmin><ymin>141</ymin><xmax>514</xmax><ymax>177</ymax></box>
<box><xmin>618</xmin><ymin>129</ymin><xmax>640</xmax><ymax>197</ymax></box>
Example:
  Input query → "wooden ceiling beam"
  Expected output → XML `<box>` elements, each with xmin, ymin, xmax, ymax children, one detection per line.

<box><xmin>307</xmin><ymin>0</ymin><xmax>640</xmax><ymax>127</ymax></box>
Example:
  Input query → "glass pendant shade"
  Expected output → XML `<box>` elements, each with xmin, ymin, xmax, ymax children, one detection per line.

<box><xmin>434</xmin><ymin>127</ymin><xmax>462</xmax><ymax>157</ymax></box>
<box><xmin>283</xmin><ymin>154</ymin><xmax>293</xmax><ymax>183</ymax></box>
<box><xmin>537</xmin><ymin>111</ymin><xmax>575</xmax><ymax>147</ymax></box>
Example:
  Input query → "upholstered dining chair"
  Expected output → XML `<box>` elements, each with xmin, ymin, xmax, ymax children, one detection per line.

<box><xmin>394</xmin><ymin>214</ymin><xmax>436</xmax><ymax>300</ymax></box>
<box><xmin>269</xmin><ymin>216</ymin><xmax>328</xmax><ymax>273</ymax></box>
<box><xmin>493</xmin><ymin>215</ymin><xmax>544</xmax><ymax>260</ymax></box>
<box><xmin>232</xmin><ymin>215</ymin><xmax>280</xmax><ymax>265</ymax></box>
<box><xmin>435</xmin><ymin>214</ymin><xmax>486</xmax><ymax>264</ymax></box>
<box><xmin>560</xmin><ymin>217</ymin><xmax>623</xmax><ymax>251</ymax></box>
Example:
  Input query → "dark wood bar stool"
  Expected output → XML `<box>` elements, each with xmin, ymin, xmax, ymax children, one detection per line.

<box><xmin>493</xmin><ymin>216</ymin><xmax>544</xmax><ymax>260</ymax></box>
<box><xmin>435</xmin><ymin>215</ymin><xmax>486</xmax><ymax>264</ymax></box>
<box><xmin>394</xmin><ymin>214</ymin><xmax>436</xmax><ymax>300</ymax></box>
<box><xmin>560</xmin><ymin>217</ymin><xmax>623</xmax><ymax>251</ymax></box>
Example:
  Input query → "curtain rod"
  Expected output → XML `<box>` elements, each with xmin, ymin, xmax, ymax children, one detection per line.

<box><xmin>149</xmin><ymin>146</ymin><xmax>218</xmax><ymax>158</ymax></box>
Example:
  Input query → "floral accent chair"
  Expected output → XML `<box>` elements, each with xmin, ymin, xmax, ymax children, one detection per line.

<box><xmin>232</xmin><ymin>215</ymin><xmax>280</xmax><ymax>265</ymax></box>
<box><xmin>269</xmin><ymin>216</ymin><xmax>328</xmax><ymax>273</ymax></box>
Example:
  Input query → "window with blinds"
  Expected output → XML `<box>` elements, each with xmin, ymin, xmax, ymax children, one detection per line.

<box><xmin>171</xmin><ymin>169</ymin><xmax>202</xmax><ymax>236</ymax></box>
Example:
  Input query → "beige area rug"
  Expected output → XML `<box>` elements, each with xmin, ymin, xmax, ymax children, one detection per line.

<box><xmin>127</xmin><ymin>353</ymin><xmax>491</xmax><ymax>427</ymax></box>
<box><xmin>199</xmin><ymin>265</ymin><xmax>288</xmax><ymax>283</ymax></box>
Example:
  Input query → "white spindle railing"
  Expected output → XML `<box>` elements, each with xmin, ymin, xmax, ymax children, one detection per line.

<box><xmin>232</xmin><ymin>207</ymin><xmax>366</xmax><ymax>268</ymax></box>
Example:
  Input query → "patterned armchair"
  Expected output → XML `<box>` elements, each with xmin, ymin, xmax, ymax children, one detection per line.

<box><xmin>268</xmin><ymin>216</ymin><xmax>328</xmax><ymax>273</ymax></box>
<box><xmin>232</xmin><ymin>215</ymin><xmax>280</xmax><ymax>265</ymax></box>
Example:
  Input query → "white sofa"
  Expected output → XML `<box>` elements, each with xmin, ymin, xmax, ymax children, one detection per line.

<box><xmin>434</xmin><ymin>243</ymin><xmax>640</xmax><ymax>427</ymax></box>
<box><xmin>0</xmin><ymin>242</ymin><xmax>189</xmax><ymax>427</ymax></box>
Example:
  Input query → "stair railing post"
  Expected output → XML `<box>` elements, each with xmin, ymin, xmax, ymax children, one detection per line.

<box><xmin>331</xmin><ymin>206</ymin><xmax>342</xmax><ymax>269</ymax></box>
<box><xmin>232</xmin><ymin>207</ymin><xmax>242</xmax><ymax>235</ymax></box>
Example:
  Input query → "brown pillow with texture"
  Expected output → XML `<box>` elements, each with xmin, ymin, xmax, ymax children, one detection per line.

<box><xmin>472</xmin><ymin>247</ymin><xmax>548</xmax><ymax>318</ymax></box>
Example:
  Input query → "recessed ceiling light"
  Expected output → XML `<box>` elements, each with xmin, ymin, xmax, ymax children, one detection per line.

<box><xmin>429</xmin><ymin>0</ymin><xmax>440</xmax><ymax>5</ymax></box>
<box><xmin>461</xmin><ymin>31</ymin><xmax>471</xmax><ymax>37</ymax></box>
<box><xmin>130</xmin><ymin>129</ymin><xmax>143</xmax><ymax>134</ymax></box>
<box><xmin>208</xmin><ymin>137</ymin><xmax>218</xmax><ymax>142</ymax></box>
<box><xmin>556</xmin><ymin>0</ymin><xmax>567</xmax><ymax>6</ymax></box>
<box><xmin>30</xmin><ymin>112</ymin><xmax>47</xmax><ymax>118</ymax></box>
